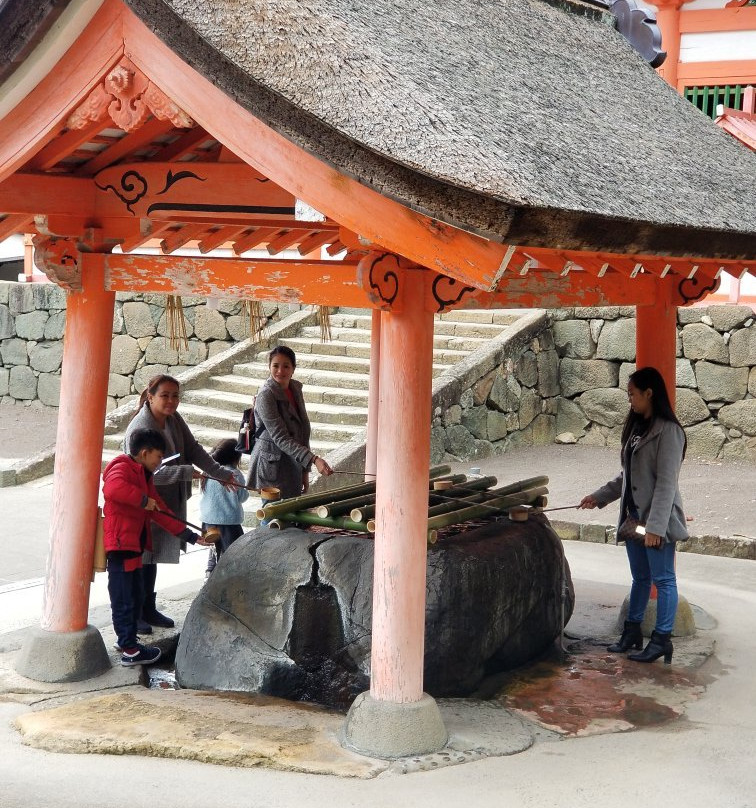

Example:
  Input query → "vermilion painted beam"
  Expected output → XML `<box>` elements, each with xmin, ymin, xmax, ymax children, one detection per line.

<box><xmin>425</xmin><ymin>269</ymin><xmax>658</xmax><ymax>312</ymax></box>
<box><xmin>0</xmin><ymin>174</ymin><xmax>95</xmax><ymax>216</ymax></box>
<box><xmin>88</xmin><ymin>252</ymin><xmax>367</xmax><ymax>305</ymax></box>
<box><xmin>680</xmin><ymin>7</ymin><xmax>756</xmax><ymax>33</ymax></box>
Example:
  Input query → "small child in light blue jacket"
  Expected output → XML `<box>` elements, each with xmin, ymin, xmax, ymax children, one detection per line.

<box><xmin>200</xmin><ymin>439</ymin><xmax>249</xmax><ymax>576</ymax></box>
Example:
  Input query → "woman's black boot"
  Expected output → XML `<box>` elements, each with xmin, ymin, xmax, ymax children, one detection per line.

<box><xmin>627</xmin><ymin>630</ymin><xmax>673</xmax><ymax>664</ymax></box>
<box><xmin>607</xmin><ymin>620</ymin><xmax>643</xmax><ymax>653</ymax></box>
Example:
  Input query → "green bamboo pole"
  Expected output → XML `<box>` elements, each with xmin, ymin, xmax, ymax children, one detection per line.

<box><xmin>426</xmin><ymin>485</ymin><xmax>549</xmax><ymax>532</ymax></box>
<box><xmin>257</xmin><ymin>463</ymin><xmax>452</xmax><ymax>519</ymax></box>
<box><xmin>425</xmin><ymin>479</ymin><xmax>549</xmax><ymax>520</ymax></box>
<box><xmin>317</xmin><ymin>471</ymin><xmax>466</xmax><ymax>518</ymax></box>
<box><xmin>429</xmin><ymin>475</ymin><xmax>498</xmax><ymax>501</ymax></box>
<box><xmin>273</xmin><ymin>510</ymin><xmax>376</xmax><ymax>533</ymax></box>
<box><xmin>315</xmin><ymin>492</ymin><xmax>377</xmax><ymax>518</ymax></box>
<box><xmin>352</xmin><ymin>475</ymin><xmax>496</xmax><ymax>522</ymax></box>
<box><xmin>426</xmin><ymin>491</ymin><xmax>488</xmax><ymax>518</ymax></box>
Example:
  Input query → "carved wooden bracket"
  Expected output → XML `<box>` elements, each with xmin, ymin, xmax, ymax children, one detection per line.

<box><xmin>67</xmin><ymin>58</ymin><xmax>194</xmax><ymax>132</ymax></box>
<box><xmin>33</xmin><ymin>236</ymin><xmax>81</xmax><ymax>292</ymax></box>
<box><xmin>358</xmin><ymin>252</ymin><xmax>403</xmax><ymax>310</ymax></box>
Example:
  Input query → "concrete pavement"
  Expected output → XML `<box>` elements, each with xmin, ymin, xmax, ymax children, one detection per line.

<box><xmin>1</xmin><ymin>445</ymin><xmax>756</xmax><ymax>806</ymax></box>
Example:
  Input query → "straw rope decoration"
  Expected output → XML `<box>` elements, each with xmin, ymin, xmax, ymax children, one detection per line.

<box><xmin>316</xmin><ymin>305</ymin><xmax>332</xmax><ymax>342</ymax></box>
<box><xmin>165</xmin><ymin>294</ymin><xmax>189</xmax><ymax>352</ymax></box>
<box><xmin>241</xmin><ymin>299</ymin><xmax>268</xmax><ymax>343</ymax></box>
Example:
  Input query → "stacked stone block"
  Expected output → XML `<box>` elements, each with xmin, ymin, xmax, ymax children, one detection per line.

<box><xmin>552</xmin><ymin>304</ymin><xmax>756</xmax><ymax>462</ymax></box>
<box><xmin>429</xmin><ymin>314</ymin><xmax>561</xmax><ymax>464</ymax></box>
<box><xmin>0</xmin><ymin>282</ymin><xmax>292</xmax><ymax>411</ymax></box>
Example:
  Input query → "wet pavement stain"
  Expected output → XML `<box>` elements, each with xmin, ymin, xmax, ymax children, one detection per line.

<box><xmin>493</xmin><ymin>644</ymin><xmax>706</xmax><ymax>737</ymax></box>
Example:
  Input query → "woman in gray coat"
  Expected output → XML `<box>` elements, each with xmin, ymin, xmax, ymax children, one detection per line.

<box><xmin>580</xmin><ymin>366</ymin><xmax>688</xmax><ymax>665</ymax></box>
<box><xmin>124</xmin><ymin>374</ymin><xmax>233</xmax><ymax>631</ymax></box>
<box><xmin>246</xmin><ymin>346</ymin><xmax>332</xmax><ymax>501</ymax></box>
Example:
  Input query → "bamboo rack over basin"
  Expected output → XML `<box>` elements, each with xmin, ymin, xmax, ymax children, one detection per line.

<box><xmin>258</xmin><ymin>469</ymin><xmax>549</xmax><ymax>541</ymax></box>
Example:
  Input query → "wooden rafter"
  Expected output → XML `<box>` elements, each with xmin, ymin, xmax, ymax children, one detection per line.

<box><xmin>296</xmin><ymin>230</ymin><xmax>338</xmax><ymax>255</ymax></box>
<box><xmin>149</xmin><ymin>127</ymin><xmax>214</xmax><ymax>162</ymax></box>
<box><xmin>197</xmin><ymin>225</ymin><xmax>246</xmax><ymax>253</ymax></box>
<box><xmin>267</xmin><ymin>228</ymin><xmax>311</xmax><ymax>255</ymax></box>
<box><xmin>74</xmin><ymin>118</ymin><xmax>174</xmax><ymax>177</ymax></box>
<box><xmin>0</xmin><ymin>214</ymin><xmax>33</xmax><ymax>241</ymax></box>
<box><xmin>25</xmin><ymin>119</ymin><xmax>107</xmax><ymax>172</ymax></box>
<box><xmin>232</xmin><ymin>227</ymin><xmax>279</xmax><ymax>255</ymax></box>
<box><xmin>159</xmin><ymin>222</ymin><xmax>207</xmax><ymax>253</ymax></box>
<box><xmin>119</xmin><ymin>221</ymin><xmax>173</xmax><ymax>253</ymax></box>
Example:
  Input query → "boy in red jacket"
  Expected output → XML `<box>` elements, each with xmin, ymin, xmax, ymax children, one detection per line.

<box><xmin>103</xmin><ymin>428</ymin><xmax>207</xmax><ymax>666</ymax></box>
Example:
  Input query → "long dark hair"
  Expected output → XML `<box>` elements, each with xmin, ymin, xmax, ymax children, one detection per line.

<box><xmin>200</xmin><ymin>438</ymin><xmax>241</xmax><ymax>491</ymax></box>
<box><xmin>130</xmin><ymin>374</ymin><xmax>180</xmax><ymax>421</ymax></box>
<box><xmin>621</xmin><ymin>366</ymin><xmax>687</xmax><ymax>458</ymax></box>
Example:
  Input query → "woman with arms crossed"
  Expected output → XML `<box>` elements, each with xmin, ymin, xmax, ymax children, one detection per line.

<box><xmin>580</xmin><ymin>366</ymin><xmax>688</xmax><ymax>664</ymax></box>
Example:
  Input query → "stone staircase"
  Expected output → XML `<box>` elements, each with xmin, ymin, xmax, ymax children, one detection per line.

<box><xmin>102</xmin><ymin>309</ymin><xmax>522</xmax><ymax>463</ymax></box>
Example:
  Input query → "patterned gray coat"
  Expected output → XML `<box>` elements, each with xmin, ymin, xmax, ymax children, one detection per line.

<box><xmin>245</xmin><ymin>376</ymin><xmax>315</xmax><ymax>501</ymax></box>
<box><xmin>123</xmin><ymin>404</ymin><xmax>228</xmax><ymax>563</ymax></box>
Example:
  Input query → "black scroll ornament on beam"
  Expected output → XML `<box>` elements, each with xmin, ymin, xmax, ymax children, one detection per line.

<box><xmin>367</xmin><ymin>253</ymin><xmax>400</xmax><ymax>306</ymax></box>
<box><xmin>95</xmin><ymin>170</ymin><xmax>148</xmax><ymax>215</ymax></box>
<box><xmin>95</xmin><ymin>168</ymin><xmax>204</xmax><ymax>215</ymax></box>
<box><xmin>678</xmin><ymin>275</ymin><xmax>719</xmax><ymax>305</ymax></box>
<box><xmin>432</xmin><ymin>274</ymin><xmax>475</xmax><ymax>313</ymax></box>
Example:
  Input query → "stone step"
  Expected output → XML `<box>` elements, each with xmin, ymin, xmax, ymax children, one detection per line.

<box><xmin>250</xmin><ymin>350</ymin><xmax>458</xmax><ymax>375</ymax></box>
<box><xmin>207</xmin><ymin>374</ymin><xmax>371</xmax><ymax>406</ymax></box>
<box><xmin>307</xmin><ymin>318</ymin><xmax>509</xmax><ymax>339</ymax></box>
<box><xmin>181</xmin><ymin>389</ymin><xmax>368</xmax><ymax>425</ymax></box>
<box><xmin>231</xmin><ymin>364</ymin><xmax>448</xmax><ymax>389</ymax></box>
<box><xmin>280</xmin><ymin>336</ymin><xmax>473</xmax><ymax>364</ymax></box>
<box><xmin>105</xmin><ymin>420</ymin><xmax>352</xmax><ymax>453</ymax></box>
<box><xmin>437</xmin><ymin>309</ymin><xmax>522</xmax><ymax>325</ymax></box>
<box><xmin>298</xmin><ymin>326</ymin><xmax>491</xmax><ymax>353</ymax></box>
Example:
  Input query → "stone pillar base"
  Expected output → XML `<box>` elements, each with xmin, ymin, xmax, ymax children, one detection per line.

<box><xmin>14</xmin><ymin>625</ymin><xmax>111</xmax><ymax>683</ymax></box>
<box><xmin>617</xmin><ymin>593</ymin><xmax>696</xmax><ymax>637</ymax></box>
<box><xmin>342</xmin><ymin>691</ymin><xmax>447</xmax><ymax>759</ymax></box>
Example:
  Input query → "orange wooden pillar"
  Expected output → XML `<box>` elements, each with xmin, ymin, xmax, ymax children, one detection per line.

<box><xmin>365</xmin><ymin>309</ymin><xmax>381</xmax><ymax>481</ymax></box>
<box><xmin>636</xmin><ymin>282</ymin><xmax>679</xmax><ymax>614</ymax></box>
<box><xmin>636</xmin><ymin>282</ymin><xmax>677</xmax><ymax>407</ymax></box>
<box><xmin>344</xmin><ymin>265</ymin><xmax>447</xmax><ymax>757</ymax></box>
<box><xmin>655</xmin><ymin>0</ymin><xmax>683</xmax><ymax>90</ymax></box>
<box><xmin>15</xmin><ymin>257</ymin><xmax>113</xmax><ymax>681</ymax></box>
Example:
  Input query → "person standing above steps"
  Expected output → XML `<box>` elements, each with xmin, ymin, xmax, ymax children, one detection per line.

<box><xmin>246</xmin><ymin>345</ymin><xmax>333</xmax><ymax>502</ymax></box>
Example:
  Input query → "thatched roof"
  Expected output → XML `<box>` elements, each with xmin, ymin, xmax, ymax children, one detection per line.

<box><xmin>3</xmin><ymin>0</ymin><xmax>756</xmax><ymax>258</ymax></box>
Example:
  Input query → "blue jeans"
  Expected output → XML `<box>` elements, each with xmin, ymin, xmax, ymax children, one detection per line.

<box><xmin>107</xmin><ymin>557</ymin><xmax>144</xmax><ymax>651</ymax></box>
<box><xmin>625</xmin><ymin>539</ymin><xmax>678</xmax><ymax>634</ymax></box>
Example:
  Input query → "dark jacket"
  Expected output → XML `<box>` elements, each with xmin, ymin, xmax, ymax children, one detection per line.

<box><xmin>590</xmin><ymin>418</ymin><xmax>688</xmax><ymax>543</ymax></box>
<box><xmin>246</xmin><ymin>376</ymin><xmax>314</xmax><ymax>500</ymax></box>
<box><xmin>102</xmin><ymin>454</ymin><xmax>191</xmax><ymax>555</ymax></box>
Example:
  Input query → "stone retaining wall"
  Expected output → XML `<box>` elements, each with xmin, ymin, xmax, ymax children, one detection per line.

<box><xmin>552</xmin><ymin>304</ymin><xmax>756</xmax><ymax>462</ymax></box>
<box><xmin>0</xmin><ymin>282</ymin><xmax>294</xmax><ymax>410</ymax></box>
